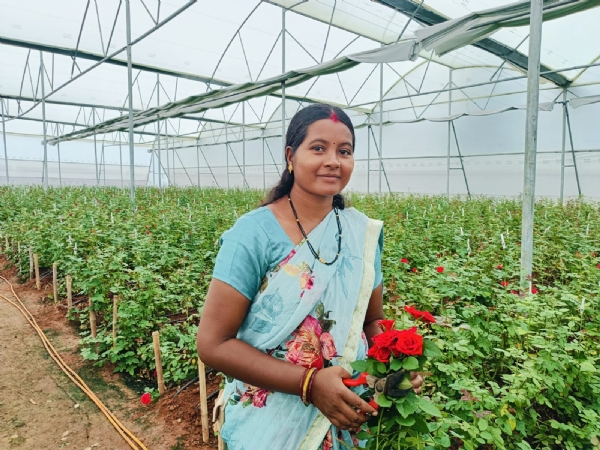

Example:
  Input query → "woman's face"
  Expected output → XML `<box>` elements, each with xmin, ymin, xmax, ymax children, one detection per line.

<box><xmin>287</xmin><ymin>118</ymin><xmax>354</xmax><ymax>198</ymax></box>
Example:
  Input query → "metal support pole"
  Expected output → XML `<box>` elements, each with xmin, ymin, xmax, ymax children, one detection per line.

<box><xmin>152</xmin><ymin>149</ymin><xmax>156</xmax><ymax>186</ymax></box>
<box><xmin>125</xmin><ymin>0</ymin><xmax>136</xmax><ymax>206</ymax></box>
<box><xmin>56</xmin><ymin>125</ymin><xmax>62</xmax><ymax>186</ymax></box>
<box><xmin>226</xmin><ymin>124</ymin><xmax>230</xmax><ymax>188</ymax></box>
<box><xmin>197</xmin><ymin>141</ymin><xmax>201</xmax><ymax>187</ymax></box>
<box><xmin>242</xmin><ymin>102</ymin><xmax>246</xmax><ymax>188</ymax></box>
<box><xmin>1</xmin><ymin>98</ymin><xmax>8</xmax><ymax>184</ymax></box>
<box><xmin>378</xmin><ymin>60</ymin><xmax>383</xmax><ymax>196</ymax></box>
<box><xmin>102</xmin><ymin>141</ymin><xmax>106</xmax><ymax>185</ymax></box>
<box><xmin>93</xmin><ymin>107</ymin><xmax>99</xmax><ymax>185</ymax></box>
<box><xmin>262</xmin><ymin>135</ymin><xmax>266</xmax><ymax>190</ymax></box>
<box><xmin>40</xmin><ymin>52</ymin><xmax>49</xmax><ymax>191</ymax></box>
<box><xmin>166</xmin><ymin>140</ymin><xmax>171</xmax><ymax>186</ymax></box>
<box><xmin>446</xmin><ymin>68</ymin><xmax>452</xmax><ymax>198</ymax></box>
<box><xmin>520</xmin><ymin>0</ymin><xmax>543</xmax><ymax>288</ymax></box>
<box><xmin>559</xmin><ymin>89</ymin><xmax>567</xmax><ymax>203</ymax></box>
<box><xmin>564</xmin><ymin>104</ymin><xmax>582</xmax><ymax>197</ymax></box>
<box><xmin>157</xmin><ymin>74</ymin><xmax>162</xmax><ymax>189</ymax></box>
<box><xmin>367</xmin><ymin>124</ymin><xmax>371</xmax><ymax>193</ymax></box>
<box><xmin>119</xmin><ymin>134</ymin><xmax>124</xmax><ymax>188</ymax></box>
<box><xmin>281</xmin><ymin>8</ymin><xmax>286</xmax><ymax>169</ymax></box>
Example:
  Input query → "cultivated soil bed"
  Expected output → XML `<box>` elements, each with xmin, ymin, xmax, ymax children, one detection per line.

<box><xmin>0</xmin><ymin>256</ymin><xmax>220</xmax><ymax>450</ymax></box>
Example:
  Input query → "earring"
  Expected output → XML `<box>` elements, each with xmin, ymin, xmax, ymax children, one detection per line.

<box><xmin>288</xmin><ymin>163</ymin><xmax>293</xmax><ymax>174</ymax></box>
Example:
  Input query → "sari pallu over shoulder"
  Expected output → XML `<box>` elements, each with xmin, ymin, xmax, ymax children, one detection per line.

<box><xmin>220</xmin><ymin>208</ymin><xmax>383</xmax><ymax>450</ymax></box>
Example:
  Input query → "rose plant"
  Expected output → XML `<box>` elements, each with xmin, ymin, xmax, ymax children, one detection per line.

<box><xmin>349</xmin><ymin>310</ymin><xmax>443</xmax><ymax>449</ymax></box>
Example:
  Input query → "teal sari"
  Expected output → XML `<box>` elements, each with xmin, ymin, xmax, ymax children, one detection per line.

<box><xmin>220</xmin><ymin>207</ymin><xmax>383</xmax><ymax>450</ymax></box>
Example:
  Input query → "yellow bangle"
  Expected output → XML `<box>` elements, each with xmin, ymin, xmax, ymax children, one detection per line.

<box><xmin>302</xmin><ymin>368</ymin><xmax>316</xmax><ymax>406</ymax></box>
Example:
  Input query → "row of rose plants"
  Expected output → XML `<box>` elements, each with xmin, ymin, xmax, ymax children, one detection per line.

<box><xmin>0</xmin><ymin>186</ymin><xmax>599</xmax><ymax>449</ymax></box>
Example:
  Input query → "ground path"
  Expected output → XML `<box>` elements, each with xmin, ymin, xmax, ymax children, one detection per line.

<box><xmin>0</xmin><ymin>258</ymin><xmax>218</xmax><ymax>450</ymax></box>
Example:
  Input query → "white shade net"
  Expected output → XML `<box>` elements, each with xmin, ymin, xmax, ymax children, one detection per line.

<box><xmin>0</xmin><ymin>0</ymin><xmax>599</xmax><ymax>198</ymax></box>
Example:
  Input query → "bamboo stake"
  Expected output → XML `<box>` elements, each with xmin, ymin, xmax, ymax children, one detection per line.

<box><xmin>29</xmin><ymin>247</ymin><xmax>34</xmax><ymax>280</ymax></box>
<box><xmin>152</xmin><ymin>331</ymin><xmax>166</xmax><ymax>395</ymax></box>
<box><xmin>52</xmin><ymin>262</ymin><xmax>58</xmax><ymax>301</ymax></box>
<box><xmin>33</xmin><ymin>253</ymin><xmax>40</xmax><ymax>290</ymax></box>
<box><xmin>112</xmin><ymin>296</ymin><xmax>118</xmax><ymax>348</ymax></box>
<box><xmin>198</xmin><ymin>358</ymin><xmax>209</xmax><ymax>443</ymax></box>
<box><xmin>66</xmin><ymin>275</ymin><xmax>72</xmax><ymax>308</ymax></box>
<box><xmin>89</xmin><ymin>297</ymin><xmax>97</xmax><ymax>339</ymax></box>
<box><xmin>17</xmin><ymin>241</ymin><xmax>21</xmax><ymax>253</ymax></box>
<box><xmin>4</xmin><ymin>235</ymin><xmax>8</xmax><ymax>250</ymax></box>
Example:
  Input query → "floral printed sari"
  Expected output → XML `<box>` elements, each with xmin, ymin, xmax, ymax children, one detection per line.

<box><xmin>220</xmin><ymin>207</ymin><xmax>383</xmax><ymax>450</ymax></box>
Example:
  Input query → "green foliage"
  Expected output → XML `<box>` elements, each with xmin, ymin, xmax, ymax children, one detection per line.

<box><xmin>1</xmin><ymin>188</ymin><xmax>599</xmax><ymax>449</ymax></box>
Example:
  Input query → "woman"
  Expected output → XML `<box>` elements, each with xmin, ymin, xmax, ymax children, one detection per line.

<box><xmin>197</xmin><ymin>104</ymin><xmax>422</xmax><ymax>450</ymax></box>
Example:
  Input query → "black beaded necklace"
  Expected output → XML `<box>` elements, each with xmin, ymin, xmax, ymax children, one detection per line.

<box><xmin>287</xmin><ymin>194</ymin><xmax>342</xmax><ymax>266</ymax></box>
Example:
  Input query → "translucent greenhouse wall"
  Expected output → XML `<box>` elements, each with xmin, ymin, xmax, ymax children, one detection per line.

<box><xmin>142</xmin><ymin>100</ymin><xmax>600</xmax><ymax>201</ymax></box>
<box><xmin>0</xmin><ymin>134</ymin><xmax>151</xmax><ymax>186</ymax></box>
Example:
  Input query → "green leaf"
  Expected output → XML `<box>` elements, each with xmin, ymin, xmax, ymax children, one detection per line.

<box><xmin>350</xmin><ymin>360</ymin><xmax>368</xmax><ymax>373</ymax></box>
<box><xmin>412</xmin><ymin>415</ymin><xmax>430</xmax><ymax>433</ymax></box>
<box><xmin>390</xmin><ymin>358</ymin><xmax>403</xmax><ymax>371</ymax></box>
<box><xmin>376</xmin><ymin>394</ymin><xmax>392</xmax><ymax>408</ymax></box>
<box><xmin>395</xmin><ymin>397</ymin><xmax>417</xmax><ymax>418</ymax></box>
<box><xmin>580</xmin><ymin>361</ymin><xmax>596</xmax><ymax>372</ymax></box>
<box><xmin>376</xmin><ymin>362</ymin><xmax>387</xmax><ymax>374</ymax></box>
<box><xmin>478</xmin><ymin>418</ymin><xmax>488</xmax><ymax>431</ymax></box>
<box><xmin>423</xmin><ymin>340</ymin><xmax>442</xmax><ymax>357</ymax></box>
<box><xmin>402</xmin><ymin>356</ymin><xmax>419</xmax><ymax>371</ymax></box>
<box><xmin>480</xmin><ymin>431</ymin><xmax>493</xmax><ymax>441</ymax></box>
<box><xmin>416</xmin><ymin>397</ymin><xmax>441</xmax><ymax>417</ymax></box>
<box><xmin>396</xmin><ymin>415</ymin><xmax>416</xmax><ymax>426</ymax></box>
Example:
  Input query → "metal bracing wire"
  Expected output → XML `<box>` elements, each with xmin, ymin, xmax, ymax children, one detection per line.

<box><xmin>105</xmin><ymin>1</ymin><xmax>123</xmax><ymax>57</ymax></box>
<box><xmin>71</xmin><ymin>1</ymin><xmax>91</xmax><ymax>77</ymax></box>
<box><xmin>450</xmin><ymin>121</ymin><xmax>471</xmax><ymax>198</ymax></box>
<box><xmin>564</xmin><ymin>103</ymin><xmax>582</xmax><ymax>196</ymax></box>
<box><xmin>198</xmin><ymin>146</ymin><xmax>220</xmax><ymax>187</ymax></box>
<box><xmin>368</xmin><ymin>126</ymin><xmax>391</xmax><ymax>193</ymax></box>
<box><xmin>320</xmin><ymin>0</ymin><xmax>337</xmax><ymax>63</ymax></box>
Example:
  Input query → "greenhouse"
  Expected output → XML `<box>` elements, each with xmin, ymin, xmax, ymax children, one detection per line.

<box><xmin>0</xmin><ymin>0</ymin><xmax>599</xmax><ymax>449</ymax></box>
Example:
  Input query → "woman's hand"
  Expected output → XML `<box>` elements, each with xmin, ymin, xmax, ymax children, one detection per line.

<box><xmin>310</xmin><ymin>366</ymin><xmax>378</xmax><ymax>431</ymax></box>
<box><xmin>409</xmin><ymin>371</ymin><xmax>424</xmax><ymax>394</ymax></box>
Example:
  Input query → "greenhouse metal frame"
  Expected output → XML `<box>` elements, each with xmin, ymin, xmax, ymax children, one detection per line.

<box><xmin>2</xmin><ymin>0</ymin><xmax>600</xmax><ymax>285</ymax></box>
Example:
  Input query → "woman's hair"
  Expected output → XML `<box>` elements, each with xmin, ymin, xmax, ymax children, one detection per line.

<box><xmin>262</xmin><ymin>103</ymin><xmax>355</xmax><ymax>209</ymax></box>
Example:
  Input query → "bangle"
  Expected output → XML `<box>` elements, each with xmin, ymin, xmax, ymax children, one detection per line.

<box><xmin>306</xmin><ymin>368</ymin><xmax>318</xmax><ymax>405</ymax></box>
<box><xmin>299</xmin><ymin>368</ymin><xmax>310</xmax><ymax>399</ymax></box>
<box><xmin>301</xmin><ymin>368</ymin><xmax>316</xmax><ymax>406</ymax></box>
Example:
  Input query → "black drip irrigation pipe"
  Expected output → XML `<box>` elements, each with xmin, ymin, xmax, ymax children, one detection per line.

<box><xmin>72</xmin><ymin>296</ymin><xmax>89</xmax><ymax>306</ymax></box>
<box><xmin>194</xmin><ymin>389</ymin><xmax>220</xmax><ymax>410</ymax></box>
<box><xmin>172</xmin><ymin>368</ymin><xmax>215</xmax><ymax>399</ymax></box>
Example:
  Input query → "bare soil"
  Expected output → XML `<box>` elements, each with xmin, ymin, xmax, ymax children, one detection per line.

<box><xmin>0</xmin><ymin>256</ymin><xmax>220</xmax><ymax>450</ymax></box>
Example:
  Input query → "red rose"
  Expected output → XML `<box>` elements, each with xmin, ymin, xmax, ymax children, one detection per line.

<box><xmin>511</xmin><ymin>290</ymin><xmax>518</xmax><ymax>295</ymax></box>
<box><xmin>412</xmin><ymin>267</ymin><xmax>418</xmax><ymax>273</ymax></box>
<box><xmin>395</xmin><ymin>327</ymin><xmax>423</xmax><ymax>356</ymax></box>
<box><xmin>140</xmin><ymin>393</ymin><xmax>151</xmax><ymax>405</ymax></box>
<box><xmin>420</xmin><ymin>311</ymin><xmax>436</xmax><ymax>323</ymax></box>
<box><xmin>367</xmin><ymin>345</ymin><xmax>391</xmax><ymax>363</ymax></box>
<box><xmin>377</xmin><ymin>319</ymin><xmax>396</xmax><ymax>332</ymax></box>
<box><xmin>372</xmin><ymin>330</ymin><xmax>397</xmax><ymax>349</ymax></box>
<box><xmin>500</xmin><ymin>281</ymin><xmax>509</xmax><ymax>287</ymax></box>
<box><xmin>436</xmin><ymin>266</ymin><xmax>444</xmax><ymax>273</ymax></box>
<box><xmin>497</xmin><ymin>265</ymin><xmax>503</xmax><ymax>269</ymax></box>
<box><xmin>401</xmin><ymin>258</ymin><xmax>409</xmax><ymax>264</ymax></box>
<box><xmin>437</xmin><ymin>253</ymin><xmax>441</xmax><ymax>258</ymax></box>
<box><xmin>531</xmin><ymin>287</ymin><xmax>538</xmax><ymax>294</ymax></box>
<box><xmin>597</xmin><ymin>264</ymin><xmax>600</xmax><ymax>269</ymax></box>
<box><xmin>404</xmin><ymin>305</ymin><xmax>436</xmax><ymax>324</ymax></box>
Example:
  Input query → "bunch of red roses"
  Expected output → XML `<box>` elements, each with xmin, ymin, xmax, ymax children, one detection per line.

<box><xmin>366</xmin><ymin>307</ymin><xmax>436</xmax><ymax>363</ymax></box>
